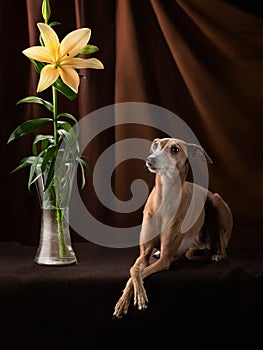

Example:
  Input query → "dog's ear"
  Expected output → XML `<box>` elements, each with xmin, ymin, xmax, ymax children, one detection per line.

<box><xmin>186</xmin><ymin>143</ymin><xmax>213</xmax><ymax>163</ymax></box>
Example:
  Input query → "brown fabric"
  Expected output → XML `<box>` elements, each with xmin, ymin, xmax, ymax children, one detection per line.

<box><xmin>0</xmin><ymin>241</ymin><xmax>262</xmax><ymax>348</ymax></box>
<box><xmin>1</xmin><ymin>0</ymin><xmax>263</xmax><ymax>244</ymax></box>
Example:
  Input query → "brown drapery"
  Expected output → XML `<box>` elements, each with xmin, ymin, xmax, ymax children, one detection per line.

<box><xmin>1</xmin><ymin>0</ymin><xmax>262</xmax><ymax>245</ymax></box>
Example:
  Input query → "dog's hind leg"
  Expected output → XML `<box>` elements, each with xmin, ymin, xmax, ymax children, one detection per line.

<box><xmin>185</xmin><ymin>247</ymin><xmax>211</xmax><ymax>261</ymax></box>
<box><xmin>211</xmin><ymin>227</ymin><xmax>228</xmax><ymax>262</ymax></box>
<box><xmin>206</xmin><ymin>192</ymin><xmax>233</xmax><ymax>261</ymax></box>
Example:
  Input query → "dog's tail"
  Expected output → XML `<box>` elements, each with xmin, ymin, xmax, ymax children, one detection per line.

<box><xmin>185</xmin><ymin>247</ymin><xmax>211</xmax><ymax>261</ymax></box>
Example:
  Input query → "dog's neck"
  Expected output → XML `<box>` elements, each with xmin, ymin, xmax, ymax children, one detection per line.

<box><xmin>154</xmin><ymin>162</ymin><xmax>189</xmax><ymax>203</ymax></box>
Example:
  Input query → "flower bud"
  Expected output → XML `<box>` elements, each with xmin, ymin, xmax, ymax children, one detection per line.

<box><xmin>42</xmin><ymin>0</ymin><xmax>51</xmax><ymax>24</ymax></box>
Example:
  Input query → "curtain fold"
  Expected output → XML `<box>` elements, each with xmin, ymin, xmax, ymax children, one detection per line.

<box><xmin>1</xmin><ymin>0</ymin><xmax>262</xmax><ymax>243</ymax></box>
<box><xmin>149</xmin><ymin>1</ymin><xmax>263</xmax><ymax>209</ymax></box>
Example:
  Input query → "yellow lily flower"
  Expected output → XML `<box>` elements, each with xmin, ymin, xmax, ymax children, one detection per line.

<box><xmin>23</xmin><ymin>23</ymin><xmax>104</xmax><ymax>93</ymax></box>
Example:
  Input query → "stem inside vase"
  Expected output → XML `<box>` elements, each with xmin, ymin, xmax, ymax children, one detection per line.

<box><xmin>55</xmin><ymin>207</ymin><xmax>66</xmax><ymax>258</ymax></box>
<box><xmin>35</xmin><ymin>205</ymin><xmax>77</xmax><ymax>266</ymax></box>
<box><xmin>34</xmin><ymin>86</ymin><xmax>77</xmax><ymax>265</ymax></box>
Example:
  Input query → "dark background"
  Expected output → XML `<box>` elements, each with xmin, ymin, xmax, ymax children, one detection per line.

<box><xmin>0</xmin><ymin>1</ymin><xmax>262</xmax><ymax>349</ymax></box>
<box><xmin>1</xmin><ymin>0</ymin><xmax>262</xmax><ymax>249</ymax></box>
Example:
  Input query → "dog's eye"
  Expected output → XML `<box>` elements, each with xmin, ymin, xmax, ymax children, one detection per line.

<box><xmin>171</xmin><ymin>145</ymin><xmax>179</xmax><ymax>154</ymax></box>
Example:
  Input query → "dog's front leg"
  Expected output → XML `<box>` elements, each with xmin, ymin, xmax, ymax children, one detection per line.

<box><xmin>132</xmin><ymin>230</ymin><xmax>184</xmax><ymax>311</ymax></box>
<box><xmin>130</xmin><ymin>251</ymin><xmax>152</xmax><ymax>311</ymax></box>
<box><xmin>113</xmin><ymin>277</ymin><xmax>133</xmax><ymax>318</ymax></box>
<box><xmin>131</xmin><ymin>256</ymin><xmax>170</xmax><ymax>310</ymax></box>
<box><xmin>113</xmin><ymin>244</ymin><xmax>154</xmax><ymax>318</ymax></box>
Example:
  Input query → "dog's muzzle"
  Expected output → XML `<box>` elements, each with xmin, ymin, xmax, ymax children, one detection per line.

<box><xmin>146</xmin><ymin>156</ymin><xmax>157</xmax><ymax>170</ymax></box>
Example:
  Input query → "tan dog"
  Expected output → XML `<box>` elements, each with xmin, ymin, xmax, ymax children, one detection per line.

<box><xmin>113</xmin><ymin>138</ymin><xmax>233</xmax><ymax>318</ymax></box>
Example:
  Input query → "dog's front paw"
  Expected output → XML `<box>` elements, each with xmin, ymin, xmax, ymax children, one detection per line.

<box><xmin>113</xmin><ymin>295</ymin><xmax>130</xmax><ymax>319</ymax></box>
<box><xmin>134</xmin><ymin>285</ymin><xmax>148</xmax><ymax>311</ymax></box>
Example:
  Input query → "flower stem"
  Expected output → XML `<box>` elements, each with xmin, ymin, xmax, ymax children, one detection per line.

<box><xmin>57</xmin><ymin>208</ymin><xmax>66</xmax><ymax>257</ymax></box>
<box><xmin>52</xmin><ymin>86</ymin><xmax>58</xmax><ymax>145</ymax></box>
<box><xmin>52</xmin><ymin>86</ymin><xmax>66</xmax><ymax>258</ymax></box>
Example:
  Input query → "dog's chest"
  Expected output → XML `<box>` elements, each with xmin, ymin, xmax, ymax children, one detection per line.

<box><xmin>157</xmin><ymin>185</ymin><xmax>184</xmax><ymax>227</ymax></box>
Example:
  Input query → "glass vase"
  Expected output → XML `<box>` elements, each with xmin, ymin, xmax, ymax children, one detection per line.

<box><xmin>34</xmin><ymin>163</ymin><xmax>77</xmax><ymax>266</ymax></box>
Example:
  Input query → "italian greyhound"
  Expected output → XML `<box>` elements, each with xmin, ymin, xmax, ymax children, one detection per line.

<box><xmin>113</xmin><ymin>138</ymin><xmax>233</xmax><ymax>318</ymax></box>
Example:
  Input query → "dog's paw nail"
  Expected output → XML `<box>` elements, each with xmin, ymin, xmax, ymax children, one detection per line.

<box><xmin>114</xmin><ymin>315</ymin><xmax>122</xmax><ymax>319</ymax></box>
<box><xmin>113</xmin><ymin>311</ymin><xmax>123</xmax><ymax>319</ymax></box>
<box><xmin>211</xmin><ymin>255</ymin><xmax>223</xmax><ymax>262</ymax></box>
<box><xmin>141</xmin><ymin>304</ymin><xmax>148</xmax><ymax>311</ymax></box>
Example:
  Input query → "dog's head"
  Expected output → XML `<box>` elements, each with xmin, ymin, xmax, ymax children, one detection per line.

<box><xmin>146</xmin><ymin>138</ymin><xmax>212</xmax><ymax>176</ymax></box>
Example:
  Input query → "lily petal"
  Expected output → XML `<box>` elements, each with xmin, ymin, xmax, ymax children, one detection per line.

<box><xmin>37</xmin><ymin>64</ymin><xmax>59</xmax><ymax>92</ymax></box>
<box><xmin>58</xmin><ymin>66</ymin><xmax>80</xmax><ymax>93</ymax></box>
<box><xmin>62</xmin><ymin>57</ymin><xmax>104</xmax><ymax>69</ymax></box>
<box><xmin>37</xmin><ymin>23</ymin><xmax>60</xmax><ymax>61</ymax></box>
<box><xmin>60</xmin><ymin>28</ymin><xmax>91</xmax><ymax>60</ymax></box>
<box><xmin>23</xmin><ymin>46</ymin><xmax>54</xmax><ymax>64</ymax></box>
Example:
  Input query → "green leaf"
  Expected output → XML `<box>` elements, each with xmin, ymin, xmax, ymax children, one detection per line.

<box><xmin>8</xmin><ymin>118</ymin><xmax>53</xmax><ymax>143</ymax></box>
<box><xmin>53</xmin><ymin>77</ymin><xmax>77</xmax><ymax>100</ymax></box>
<box><xmin>57</xmin><ymin>121</ymin><xmax>72</xmax><ymax>132</ymax></box>
<box><xmin>17</xmin><ymin>96</ymin><xmax>53</xmax><ymax>112</ymax></box>
<box><xmin>32</xmin><ymin>134</ymin><xmax>53</xmax><ymax>155</ymax></box>
<box><xmin>42</xmin><ymin>138</ymin><xmax>50</xmax><ymax>152</ymax></box>
<box><xmin>28</xmin><ymin>152</ymin><xmax>44</xmax><ymax>190</ymax></box>
<box><xmin>77</xmin><ymin>157</ymin><xmax>92</xmax><ymax>172</ymax></box>
<box><xmin>57</xmin><ymin>121</ymin><xmax>79</xmax><ymax>151</ymax></box>
<box><xmin>57</xmin><ymin>112</ymin><xmax>80</xmax><ymax>137</ymax></box>
<box><xmin>49</xmin><ymin>21</ymin><xmax>61</xmax><ymax>27</ymax></box>
<box><xmin>11</xmin><ymin>162</ymin><xmax>30</xmax><ymax>174</ymax></box>
<box><xmin>41</xmin><ymin>145</ymin><xmax>57</xmax><ymax>173</ymax></box>
<box><xmin>80</xmin><ymin>45</ymin><xmax>99</xmax><ymax>55</ymax></box>
<box><xmin>77</xmin><ymin>158</ymin><xmax>91</xmax><ymax>189</ymax></box>
<box><xmin>58</xmin><ymin>128</ymin><xmax>79</xmax><ymax>154</ymax></box>
<box><xmin>11</xmin><ymin>156</ymin><xmax>45</xmax><ymax>175</ymax></box>
<box><xmin>44</xmin><ymin>157</ymin><xmax>56</xmax><ymax>191</ymax></box>
<box><xmin>78</xmin><ymin>159</ymin><xmax>86</xmax><ymax>189</ymax></box>
<box><xmin>39</xmin><ymin>34</ymin><xmax>45</xmax><ymax>46</ymax></box>
<box><xmin>57</xmin><ymin>113</ymin><xmax>78</xmax><ymax>124</ymax></box>
<box><xmin>30</xmin><ymin>59</ymin><xmax>45</xmax><ymax>74</ymax></box>
<box><xmin>11</xmin><ymin>156</ymin><xmax>37</xmax><ymax>174</ymax></box>
<box><xmin>20</xmin><ymin>156</ymin><xmax>38</xmax><ymax>165</ymax></box>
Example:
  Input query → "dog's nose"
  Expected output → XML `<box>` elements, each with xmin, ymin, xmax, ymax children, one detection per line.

<box><xmin>146</xmin><ymin>156</ymin><xmax>157</xmax><ymax>166</ymax></box>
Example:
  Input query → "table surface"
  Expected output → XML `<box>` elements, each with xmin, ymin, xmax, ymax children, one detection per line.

<box><xmin>0</xmin><ymin>241</ymin><xmax>262</xmax><ymax>349</ymax></box>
